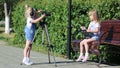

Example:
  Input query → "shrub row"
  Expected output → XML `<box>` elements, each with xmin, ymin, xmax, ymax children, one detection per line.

<box><xmin>11</xmin><ymin>0</ymin><xmax>120</xmax><ymax>63</ymax></box>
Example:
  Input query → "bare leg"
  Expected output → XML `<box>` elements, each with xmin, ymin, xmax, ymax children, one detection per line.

<box><xmin>23</xmin><ymin>41</ymin><xmax>31</xmax><ymax>61</ymax></box>
<box><xmin>22</xmin><ymin>41</ymin><xmax>33</xmax><ymax>65</ymax></box>
<box><xmin>27</xmin><ymin>44</ymin><xmax>32</xmax><ymax>58</ymax></box>
<box><xmin>24</xmin><ymin>41</ymin><xmax>31</xmax><ymax>58</ymax></box>
<box><xmin>80</xmin><ymin>40</ymin><xmax>84</xmax><ymax>53</ymax></box>
<box><xmin>82</xmin><ymin>38</ymin><xmax>95</xmax><ymax>62</ymax></box>
<box><xmin>76</xmin><ymin>40</ymin><xmax>86</xmax><ymax>61</ymax></box>
<box><xmin>84</xmin><ymin>38</ymin><xmax>95</xmax><ymax>53</ymax></box>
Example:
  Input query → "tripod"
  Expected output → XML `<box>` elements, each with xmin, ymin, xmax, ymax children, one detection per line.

<box><xmin>32</xmin><ymin>19</ymin><xmax>57</xmax><ymax>67</ymax></box>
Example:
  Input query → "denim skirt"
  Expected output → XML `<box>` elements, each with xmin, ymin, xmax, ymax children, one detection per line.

<box><xmin>90</xmin><ymin>33</ymin><xmax>100</xmax><ymax>41</ymax></box>
<box><xmin>24</xmin><ymin>25</ymin><xmax>35</xmax><ymax>41</ymax></box>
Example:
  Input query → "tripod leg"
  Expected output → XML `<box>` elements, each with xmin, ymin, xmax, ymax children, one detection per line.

<box><xmin>44</xmin><ymin>25</ymin><xmax>51</xmax><ymax>64</ymax></box>
<box><xmin>44</xmin><ymin>24</ymin><xmax>57</xmax><ymax>67</ymax></box>
<box><xmin>44</xmin><ymin>25</ymin><xmax>50</xmax><ymax>44</ymax></box>
<box><xmin>32</xmin><ymin>26</ymin><xmax>41</xmax><ymax>43</ymax></box>
<box><xmin>42</xmin><ymin>29</ymin><xmax>45</xmax><ymax>45</ymax></box>
<box><xmin>50</xmin><ymin>45</ymin><xmax>57</xmax><ymax>67</ymax></box>
<box><xmin>43</xmin><ymin>25</ymin><xmax>51</xmax><ymax>63</ymax></box>
<box><xmin>48</xmin><ymin>45</ymin><xmax>51</xmax><ymax>63</ymax></box>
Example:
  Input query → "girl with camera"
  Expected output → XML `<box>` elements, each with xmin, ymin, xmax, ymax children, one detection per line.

<box><xmin>22</xmin><ymin>4</ymin><xmax>46</xmax><ymax>65</ymax></box>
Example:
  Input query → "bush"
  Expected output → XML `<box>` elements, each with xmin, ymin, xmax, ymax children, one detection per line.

<box><xmin>0</xmin><ymin>0</ymin><xmax>4</xmax><ymax>20</ymax></box>
<box><xmin>11</xmin><ymin>0</ymin><xmax>120</xmax><ymax>63</ymax></box>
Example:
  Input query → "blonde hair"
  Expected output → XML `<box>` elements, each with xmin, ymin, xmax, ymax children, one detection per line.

<box><xmin>25</xmin><ymin>4</ymin><xmax>32</xmax><ymax>17</ymax></box>
<box><xmin>89</xmin><ymin>10</ymin><xmax>99</xmax><ymax>22</ymax></box>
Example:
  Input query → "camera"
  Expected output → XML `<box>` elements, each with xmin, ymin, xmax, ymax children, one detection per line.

<box><xmin>41</xmin><ymin>11</ymin><xmax>51</xmax><ymax>16</ymax></box>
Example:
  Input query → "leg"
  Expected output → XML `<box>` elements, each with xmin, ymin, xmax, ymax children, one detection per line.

<box><xmin>80</xmin><ymin>40</ymin><xmax>85</xmax><ymax>53</ymax></box>
<box><xmin>82</xmin><ymin>38</ymin><xmax>95</xmax><ymax>62</ymax></box>
<box><xmin>84</xmin><ymin>38</ymin><xmax>95</xmax><ymax>54</ymax></box>
<box><xmin>23</xmin><ymin>41</ymin><xmax>33</xmax><ymax>65</ymax></box>
<box><xmin>27</xmin><ymin>44</ymin><xmax>32</xmax><ymax>58</ymax></box>
<box><xmin>24</xmin><ymin>41</ymin><xmax>31</xmax><ymax>58</ymax></box>
<box><xmin>27</xmin><ymin>43</ymin><xmax>33</xmax><ymax>64</ymax></box>
<box><xmin>76</xmin><ymin>40</ymin><xmax>86</xmax><ymax>61</ymax></box>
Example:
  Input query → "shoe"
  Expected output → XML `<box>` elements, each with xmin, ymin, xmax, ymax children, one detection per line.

<box><xmin>27</xmin><ymin>58</ymin><xmax>33</xmax><ymax>65</ymax></box>
<box><xmin>22</xmin><ymin>59</ymin><xmax>32</xmax><ymax>65</ymax></box>
<box><xmin>82</xmin><ymin>56</ymin><xmax>89</xmax><ymax>62</ymax></box>
<box><xmin>23</xmin><ymin>60</ymin><xmax>32</xmax><ymax>65</ymax></box>
<box><xmin>76</xmin><ymin>56</ymin><xmax>84</xmax><ymax>62</ymax></box>
<box><xmin>22</xmin><ymin>58</ymin><xmax>26</xmax><ymax>63</ymax></box>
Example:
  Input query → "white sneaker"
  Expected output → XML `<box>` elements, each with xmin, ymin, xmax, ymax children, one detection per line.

<box><xmin>22</xmin><ymin>59</ymin><xmax>26</xmax><ymax>63</ymax></box>
<box><xmin>22</xmin><ymin>59</ymin><xmax>32</xmax><ymax>65</ymax></box>
<box><xmin>23</xmin><ymin>61</ymin><xmax>32</xmax><ymax>65</ymax></box>
<box><xmin>76</xmin><ymin>56</ymin><xmax>85</xmax><ymax>62</ymax></box>
<box><xmin>82</xmin><ymin>56</ymin><xmax>89</xmax><ymax>62</ymax></box>
<box><xmin>27</xmin><ymin>58</ymin><xmax>33</xmax><ymax>65</ymax></box>
<box><xmin>28</xmin><ymin>60</ymin><xmax>33</xmax><ymax>65</ymax></box>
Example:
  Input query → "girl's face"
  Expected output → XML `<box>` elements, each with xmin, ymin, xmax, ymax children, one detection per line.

<box><xmin>89</xmin><ymin>15</ymin><xmax>94</xmax><ymax>21</ymax></box>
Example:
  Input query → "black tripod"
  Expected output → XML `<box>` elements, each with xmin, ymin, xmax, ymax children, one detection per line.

<box><xmin>32</xmin><ymin>18</ymin><xmax>57</xmax><ymax>67</ymax></box>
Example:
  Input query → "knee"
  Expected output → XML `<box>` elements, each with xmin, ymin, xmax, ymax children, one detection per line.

<box><xmin>83</xmin><ymin>40</ymin><xmax>88</xmax><ymax>45</ymax></box>
<box><xmin>25</xmin><ymin>44</ymin><xmax>32</xmax><ymax>49</ymax></box>
<box><xmin>80</xmin><ymin>39</ymin><xmax>86</xmax><ymax>45</ymax></box>
<box><xmin>29</xmin><ymin>44</ymin><xmax>32</xmax><ymax>48</ymax></box>
<box><xmin>80</xmin><ymin>41</ymin><xmax>84</xmax><ymax>45</ymax></box>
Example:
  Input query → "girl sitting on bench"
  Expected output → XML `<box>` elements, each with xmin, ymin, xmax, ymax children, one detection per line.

<box><xmin>76</xmin><ymin>10</ymin><xmax>101</xmax><ymax>62</ymax></box>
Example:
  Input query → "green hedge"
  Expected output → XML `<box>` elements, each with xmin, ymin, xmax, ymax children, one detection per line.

<box><xmin>11</xmin><ymin>0</ymin><xmax>68</xmax><ymax>55</ymax></box>
<box><xmin>11</xmin><ymin>0</ymin><xmax>120</xmax><ymax>63</ymax></box>
<box><xmin>0</xmin><ymin>0</ymin><xmax>4</xmax><ymax>20</ymax></box>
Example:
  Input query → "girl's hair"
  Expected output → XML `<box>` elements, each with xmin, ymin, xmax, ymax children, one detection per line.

<box><xmin>88</xmin><ymin>10</ymin><xmax>99</xmax><ymax>22</ymax></box>
<box><xmin>25</xmin><ymin>4</ymin><xmax>32</xmax><ymax>17</ymax></box>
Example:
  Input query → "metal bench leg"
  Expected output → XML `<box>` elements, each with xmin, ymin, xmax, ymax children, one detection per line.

<box><xmin>97</xmin><ymin>50</ymin><xmax>103</xmax><ymax>67</ymax></box>
<box><xmin>73</xmin><ymin>51</ymin><xmax>77</xmax><ymax>61</ymax></box>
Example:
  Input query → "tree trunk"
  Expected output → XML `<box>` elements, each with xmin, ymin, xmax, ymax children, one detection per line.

<box><xmin>4</xmin><ymin>2</ymin><xmax>10</xmax><ymax>34</ymax></box>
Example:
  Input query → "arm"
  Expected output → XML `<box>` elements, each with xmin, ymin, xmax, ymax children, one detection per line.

<box><xmin>31</xmin><ymin>14</ymin><xmax>46</xmax><ymax>23</ymax></box>
<box><xmin>87</xmin><ymin>23</ymin><xmax>100</xmax><ymax>33</ymax></box>
<box><xmin>87</xmin><ymin>27</ymin><xmax>99</xmax><ymax>33</ymax></box>
<box><xmin>86</xmin><ymin>23</ymin><xmax>91</xmax><ymax>32</ymax></box>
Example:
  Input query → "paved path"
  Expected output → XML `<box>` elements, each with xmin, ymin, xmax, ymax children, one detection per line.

<box><xmin>0</xmin><ymin>41</ymin><xmax>120</xmax><ymax>68</ymax></box>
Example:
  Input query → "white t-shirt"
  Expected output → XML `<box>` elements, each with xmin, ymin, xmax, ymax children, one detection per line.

<box><xmin>26</xmin><ymin>17</ymin><xmax>33</xmax><ymax>29</ymax></box>
<box><xmin>88</xmin><ymin>21</ymin><xmax>100</xmax><ymax>35</ymax></box>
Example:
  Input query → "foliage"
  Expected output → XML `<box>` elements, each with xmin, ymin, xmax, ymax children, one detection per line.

<box><xmin>0</xmin><ymin>0</ymin><xmax>4</xmax><ymax>20</ymax></box>
<box><xmin>11</xmin><ymin>0</ymin><xmax>120</xmax><ymax>63</ymax></box>
<box><xmin>11</xmin><ymin>0</ymin><xmax>68</xmax><ymax>55</ymax></box>
<box><xmin>0</xmin><ymin>0</ymin><xmax>23</xmax><ymax>20</ymax></box>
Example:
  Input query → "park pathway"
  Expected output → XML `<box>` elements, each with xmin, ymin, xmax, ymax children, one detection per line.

<box><xmin>0</xmin><ymin>41</ymin><xmax>120</xmax><ymax>68</ymax></box>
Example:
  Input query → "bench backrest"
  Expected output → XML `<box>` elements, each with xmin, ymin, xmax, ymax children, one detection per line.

<box><xmin>100</xmin><ymin>20</ymin><xmax>120</xmax><ymax>46</ymax></box>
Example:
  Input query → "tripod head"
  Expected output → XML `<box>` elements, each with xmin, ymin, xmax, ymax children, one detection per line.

<box><xmin>39</xmin><ymin>18</ymin><xmax>47</xmax><ymax>28</ymax></box>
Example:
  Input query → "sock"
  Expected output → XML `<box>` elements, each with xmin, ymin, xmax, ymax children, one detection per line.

<box><xmin>23</xmin><ymin>57</ymin><xmax>27</xmax><ymax>62</ymax></box>
<box><xmin>24</xmin><ymin>57</ymin><xmax>27</xmax><ymax>60</ymax></box>
<box><xmin>80</xmin><ymin>53</ymin><xmax>83</xmax><ymax>57</ymax></box>
<box><xmin>85</xmin><ymin>53</ymin><xmax>89</xmax><ymax>57</ymax></box>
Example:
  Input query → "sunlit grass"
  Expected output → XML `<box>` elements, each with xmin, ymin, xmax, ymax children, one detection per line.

<box><xmin>0</xmin><ymin>27</ymin><xmax>62</xmax><ymax>58</ymax></box>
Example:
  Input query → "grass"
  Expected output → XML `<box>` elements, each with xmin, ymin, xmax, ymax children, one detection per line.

<box><xmin>0</xmin><ymin>26</ymin><xmax>64</xmax><ymax>58</ymax></box>
<box><xmin>0</xmin><ymin>27</ymin><xmax>49</xmax><ymax>54</ymax></box>
<box><xmin>0</xmin><ymin>27</ymin><xmax>13</xmax><ymax>41</ymax></box>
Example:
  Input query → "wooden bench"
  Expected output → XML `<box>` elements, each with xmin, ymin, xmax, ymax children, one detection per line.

<box><xmin>71</xmin><ymin>20</ymin><xmax>120</xmax><ymax>65</ymax></box>
<box><xmin>100</xmin><ymin>20</ymin><xmax>120</xmax><ymax>46</ymax></box>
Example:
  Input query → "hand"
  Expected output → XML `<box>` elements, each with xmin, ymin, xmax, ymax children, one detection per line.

<box><xmin>41</xmin><ymin>13</ymin><xmax>46</xmax><ymax>18</ymax></box>
<box><xmin>86</xmin><ymin>30</ymin><xmax>89</xmax><ymax>32</ymax></box>
<box><xmin>86</xmin><ymin>29</ymin><xmax>92</xmax><ymax>32</ymax></box>
<box><xmin>80</xmin><ymin>26</ymin><xmax>86</xmax><ymax>30</ymax></box>
<box><xmin>38</xmin><ymin>10</ymin><xmax>43</xmax><ymax>12</ymax></box>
